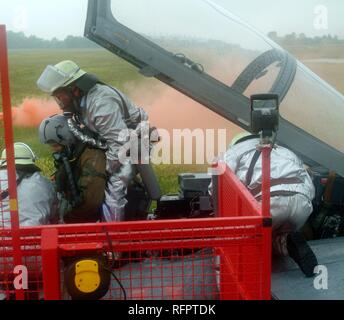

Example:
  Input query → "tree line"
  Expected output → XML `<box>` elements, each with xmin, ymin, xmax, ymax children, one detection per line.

<box><xmin>6</xmin><ymin>30</ymin><xmax>344</xmax><ymax>50</ymax></box>
<box><xmin>268</xmin><ymin>31</ymin><xmax>344</xmax><ymax>46</ymax></box>
<box><xmin>7</xmin><ymin>31</ymin><xmax>99</xmax><ymax>49</ymax></box>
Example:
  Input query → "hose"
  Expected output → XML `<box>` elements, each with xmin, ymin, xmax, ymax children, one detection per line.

<box><xmin>61</xmin><ymin>155</ymin><xmax>82</xmax><ymax>208</ymax></box>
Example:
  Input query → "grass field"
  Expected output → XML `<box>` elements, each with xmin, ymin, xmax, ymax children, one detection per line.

<box><xmin>7</xmin><ymin>49</ymin><xmax>144</xmax><ymax>105</ymax></box>
<box><xmin>1</xmin><ymin>45</ymin><xmax>344</xmax><ymax>194</ymax></box>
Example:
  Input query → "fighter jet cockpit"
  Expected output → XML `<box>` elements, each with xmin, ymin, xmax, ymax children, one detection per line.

<box><xmin>85</xmin><ymin>0</ymin><xmax>344</xmax><ymax>177</ymax></box>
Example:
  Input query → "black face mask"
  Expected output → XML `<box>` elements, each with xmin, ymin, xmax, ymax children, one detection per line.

<box><xmin>53</xmin><ymin>88</ymin><xmax>82</xmax><ymax>114</ymax></box>
<box><xmin>52</xmin><ymin>146</ymin><xmax>74</xmax><ymax>166</ymax></box>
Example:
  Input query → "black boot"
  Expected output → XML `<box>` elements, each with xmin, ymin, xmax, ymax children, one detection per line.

<box><xmin>287</xmin><ymin>232</ymin><xmax>318</xmax><ymax>278</ymax></box>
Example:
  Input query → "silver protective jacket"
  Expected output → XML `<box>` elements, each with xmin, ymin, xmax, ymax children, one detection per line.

<box><xmin>0</xmin><ymin>170</ymin><xmax>58</xmax><ymax>228</ymax></box>
<box><xmin>223</xmin><ymin>138</ymin><xmax>316</xmax><ymax>253</ymax></box>
<box><xmin>79</xmin><ymin>84</ymin><xmax>149</xmax><ymax>221</ymax></box>
<box><xmin>224</xmin><ymin>138</ymin><xmax>315</xmax><ymax>201</ymax></box>
<box><xmin>80</xmin><ymin>84</ymin><xmax>149</xmax><ymax>164</ymax></box>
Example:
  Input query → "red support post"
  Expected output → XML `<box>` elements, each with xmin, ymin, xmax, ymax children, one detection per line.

<box><xmin>261</xmin><ymin>146</ymin><xmax>271</xmax><ymax>218</ymax></box>
<box><xmin>0</xmin><ymin>25</ymin><xmax>24</xmax><ymax>300</ymax></box>
<box><xmin>41</xmin><ymin>228</ymin><xmax>61</xmax><ymax>300</ymax></box>
<box><xmin>261</xmin><ymin>145</ymin><xmax>272</xmax><ymax>299</ymax></box>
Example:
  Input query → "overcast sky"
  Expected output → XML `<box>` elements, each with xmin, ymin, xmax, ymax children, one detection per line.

<box><xmin>0</xmin><ymin>0</ymin><xmax>343</xmax><ymax>40</ymax></box>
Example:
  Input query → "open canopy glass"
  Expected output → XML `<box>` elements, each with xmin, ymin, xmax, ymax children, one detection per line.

<box><xmin>85</xmin><ymin>0</ymin><xmax>344</xmax><ymax>176</ymax></box>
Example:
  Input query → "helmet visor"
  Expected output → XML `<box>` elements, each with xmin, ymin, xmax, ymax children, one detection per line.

<box><xmin>37</xmin><ymin>65</ymin><xmax>80</xmax><ymax>94</ymax></box>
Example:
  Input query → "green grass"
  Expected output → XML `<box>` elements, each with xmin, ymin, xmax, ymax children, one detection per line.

<box><xmin>7</xmin><ymin>49</ymin><xmax>144</xmax><ymax>105</ymax></box>
<box><xmin>154</xmin><ymin>164</ymin><xmax>209</xmax><ymax>194</ymax></box>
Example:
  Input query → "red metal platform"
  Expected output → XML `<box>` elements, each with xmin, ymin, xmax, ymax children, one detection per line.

<box><xmin>0</xmin><ymin>25</ymin><xmax>271</xmax><ymax>300</ymax></box>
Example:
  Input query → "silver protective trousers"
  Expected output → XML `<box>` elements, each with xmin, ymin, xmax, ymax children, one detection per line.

<box><xmin>102</xmin><ymin>163</ymin><xmax>134</xmax><ymax>222</ymax></box>
<box><xmin>271</xmin><ymin>193</ymin><xmax>313</xmax><ymax>256</ymax></box>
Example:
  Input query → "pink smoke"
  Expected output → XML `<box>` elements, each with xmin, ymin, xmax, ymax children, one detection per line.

<box><xmin>0</xmin><ymin>98</ymin><xmax>61</xmax><ymax>127</ymax></box>
<box><xmin>126</xmin><ymin>81</ymin><xmax>241</xmax><ymax>142</ymax></box>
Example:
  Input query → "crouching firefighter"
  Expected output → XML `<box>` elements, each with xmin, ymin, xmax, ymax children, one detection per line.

<box><xmin>39</xmin><ymin>115</ymin><xmax>107</xmax><ymax>224</ymax></box>
<box><xmin>37</xmin><ymin>60</ymin><xmax>151</xmax><ymax>222</ymax></box>
<box><xmin>0</xmin><ymin>143</ymin><xmax>58</xmax><ymax>300</ymax></box>
<box><xmin>0</xmin><ymin>143</ymin><xmax>58</xmax><ymax>227</ymax></box>
<box><xmin>210</xmin><ymin>94</ymin><xmax>319</xmax><ymax>277</ymax></box>
<box><xmin>224</xmin><ymin>132</ymin><xmax>318</xmax><ymax>277</ymax></box>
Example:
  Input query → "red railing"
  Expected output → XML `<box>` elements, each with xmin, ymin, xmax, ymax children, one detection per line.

<box><xmin>215</xmin><ymin>160</ymin><xmax>272</xmax><ymax>299</ymax></box>
<box><xmin>0</xmin><ymin>163</ymin><xmax>272</xmax><ymax>300</ymax></box>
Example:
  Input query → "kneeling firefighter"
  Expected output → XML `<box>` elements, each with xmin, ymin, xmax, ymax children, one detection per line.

<box><xmin>0</xmin><ymin>142</ymin><xmax>58</xmax><ymax>227</ymax></box>
<box><xmin>37</xmin><ymin>60</ymin><xmax>153</xmax><ymax>222</ymax></box>
<box><xmin>224</xmin><ymin>132</ymin><xmax>318</xmax><ymax>277</ymax></box>
<box><xmin>0</xmin><ymin>143</ymin><xmax>58</xmax><ymax>299</ymax></box>
<box><xmin>39</xmin><ymin>114</ymin><xmax>107</xmax><ymax>224</ymax></box>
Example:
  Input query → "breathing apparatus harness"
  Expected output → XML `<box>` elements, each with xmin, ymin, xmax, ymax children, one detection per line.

<box><xmin>53</xmin><ymin>143</ymin><xmax>86</xmax><ymax>209</ymax></box>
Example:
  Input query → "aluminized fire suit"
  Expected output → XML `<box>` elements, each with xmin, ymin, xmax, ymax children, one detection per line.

<box><xmin>224</xmin><ymin>137</ymin><xmax>315</xmax><ymax>256</ymax></box>
<box><xmin>78</xmin><ymin>84</ymin><xmax>149</xmax><ymax>222</ymax></box>
<box><xmin>0</xmin><ymin>170</ymin><xmax>57</xmax><ymax>228</ymax></box>
<box><xmin>0</xmin><ymin>169</ymin><xmax>57</xmax><ymax>299</ymax></box>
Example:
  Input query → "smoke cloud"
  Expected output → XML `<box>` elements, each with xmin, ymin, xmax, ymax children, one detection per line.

<box><xmin>126</xmin><ymin>80</ymin><xmax>241</xmax><ymax>142</ymax></box>
<box><xmin>0</xmin><ymin>98</ymin><xmax>61</xmax><ymax>127</ymax></box>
